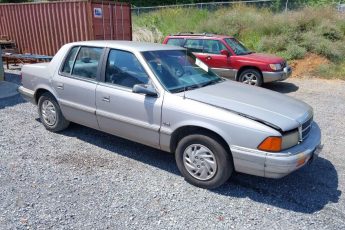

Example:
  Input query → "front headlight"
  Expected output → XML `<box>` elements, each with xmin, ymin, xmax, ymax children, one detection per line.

<box><xmin>269</xmin><ymin>63</ymin><xmax>282</xmax><ymax>71</ymax></box>
<box><xmin>281</xmin><ymin>130</ymin><xmax>299</xmax><ymax>150</ymax></box>
<box><xmin>258</xmin><ymin>131</ymin><xmax>299</xmax><ymax>152</ymax></box>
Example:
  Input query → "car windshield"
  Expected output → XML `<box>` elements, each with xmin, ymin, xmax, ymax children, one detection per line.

<box><xmin>224</xmin><ymin>38</ymin><xmax>252</xmax><ymax>55</ymax></box>
<box><xmin>141</xmin><ymin>50</ymin><xmax>223</xmax><ymax>93</ymax></box>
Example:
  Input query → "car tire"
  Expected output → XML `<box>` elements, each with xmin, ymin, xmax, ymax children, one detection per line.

<box><xmin>38</xmin><ymin>92</ymin><xmax>69</xmax><ymax>132</ymax></box>
<box><xmin>239</xmin><ymin>69</ymin><xmax>263</xmax><ymax>86</ymax></box>
<box><xmin>175</xmin><ymin>134</ymin><xmax>233</xmax><ymax>189</ymax></box>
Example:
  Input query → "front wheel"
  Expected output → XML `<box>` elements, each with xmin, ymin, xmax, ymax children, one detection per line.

<box><xmin>175</xmin><ymin>134</ymin><xmax>233</xmax><ymax>189</ymax></box>
<box><xmin>38</xmin><ymin>92</ymin><xmax>69</xmax><ymax>132</ymax></box>
<box><xmin>239</xmin><ymin>69</ymin><xmax>263</xmax><ymax>86</ymax></box>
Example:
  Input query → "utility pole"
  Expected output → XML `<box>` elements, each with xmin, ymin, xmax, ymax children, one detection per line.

<box><xmin>285</xmin><ymin>0</ymin><xmax>289</xmax><ymax>12</ymax></box>
<box><xmin>0</xmin><ymin>46</ymin><xmax>4</xmax><ymax>81</ymax></box>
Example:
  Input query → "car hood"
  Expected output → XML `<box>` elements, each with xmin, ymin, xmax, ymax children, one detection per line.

<box><xmin>240</xmin><ymin>53</ymin><xmax>284</xmax><ymax>63</ymax></box>
<box><xmin>184</xmin><ymin>81</ymin><xmax>312</xmax><ymax>132</ymax></box>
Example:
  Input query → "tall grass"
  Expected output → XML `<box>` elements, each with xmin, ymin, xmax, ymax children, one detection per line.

<box><xmin>133</xmin><ymin>5</ymin><xmax>345</xmax><ymax>79</ymax></box>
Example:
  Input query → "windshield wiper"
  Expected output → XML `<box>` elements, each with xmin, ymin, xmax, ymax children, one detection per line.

<box><xmin>172</xmin><ymin>79</ymin><xmax>223</xmax><ymax>93</ymax></box>
<box><xmin>171</xmin><ymin>84</ymin><xmax>200</xmax><ymax>93</ymax></box>
<box><xmin>199</xmin><ymin>79</ymin><xmax>223</xmax><ymax>88</ymax></box>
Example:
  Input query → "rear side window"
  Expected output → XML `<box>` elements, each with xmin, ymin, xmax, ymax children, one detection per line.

<box><xmin>166</xmin><ymin>38</ymin><xmax>185</xmax><ymax>47</ymax></box>
<box><xmin>71</xmin><ymin>47</ymin><xmax>103</xmax><ymax>79</ymax></box>
<box><xmin>183</xmin><ymin>39</ymin><xmax>203</xmax><ymax>52</ymax></box>
<box><xmin>61</xmin><ymin>46</ymin><xmax>79</xmax><ymax>74</ymax></box>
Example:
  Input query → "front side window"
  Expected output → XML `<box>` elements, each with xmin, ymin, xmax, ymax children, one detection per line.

<box><xmin>105</xmin><ymin>49</ymin><xmax>149</xmax><ymax>88</ymax></box>
<box><xmin>224</xmin><ymin>38</ymin><xmax>251</xmax><ymax>55</ymax></box>
<box><xmin>71</xmin><ymin>47</ymin><xmax>103</xmax><ymax>79</ymax></box>
<box><xmin>142</xmin><ymin>50</ymin><xmax>223</xmax><ymax>93</ymax></box>
<box><xmin>203</xmin><ymin>40</ymin><xmax>227</xmax><ymax>54</ymax></box>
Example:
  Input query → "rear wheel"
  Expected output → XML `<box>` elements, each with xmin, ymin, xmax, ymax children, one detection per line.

<box><xmin>175</xmin><ymin>134</ymin><xmax>233</xmax><ymax>189</ymax></box>
<box><xmin>239</xmin><ymin>69</ymin><xmax>263</xmax><ymax>86</ymax></box>
<box><xmin>38</xmin><ymin>92</ymin><xmax>69</xmax><ymax>132</ymax></box>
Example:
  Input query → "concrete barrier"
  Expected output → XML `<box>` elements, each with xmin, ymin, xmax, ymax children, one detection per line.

<box><xmin>0</xmin><ymin>81</ymin><xmax>18</xmax><ymax>99</ymax></box>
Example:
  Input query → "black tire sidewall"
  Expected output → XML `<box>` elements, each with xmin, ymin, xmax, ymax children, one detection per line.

<box><xmin>239</xmin><ymin>69</ymin><xmax>263</xmax><ymax>86</ymax></box>
<box><xmin>38</xmin><ymin>93</ymin><xmax>68</xmax><ymax>132</ymax></box>
<box><xmin>175</xmin><ymin>134</ymin><xmax>233</xmax><ymax>189</ymax></box>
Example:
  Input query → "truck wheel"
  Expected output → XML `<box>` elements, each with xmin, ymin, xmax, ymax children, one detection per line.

<box><xmin>175</xmin><ymin>134</ymin><xmax>233</xmax><ymax>189</ymax></box>
<box><xmin>239</xmin><ymin>69</ymin><xmax>263</xmax><ymax>86</ymax></box>
<box><xmin>38</xmin><ymin>92</ymin><xmax>69</xmax><ymax>132</ymax></box>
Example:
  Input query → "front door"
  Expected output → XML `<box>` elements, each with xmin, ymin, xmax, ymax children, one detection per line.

<box><xmin>199</xmin><ymin>40</ymin><xmax>235</xmax><ymax>79</ymax></box>
<box><xmin>52</xmin><ymin>46</ymin><xmax>104</xmax><ymax>129</ymax></box>
<box><xmin>96</xmin><ymin>49</ymin><xmax>163</xmax><ymax>148</ymax></box>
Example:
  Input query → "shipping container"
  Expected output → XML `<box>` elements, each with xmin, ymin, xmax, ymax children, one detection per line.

<box><xmin>0</xmin><ymin>0</ymin><xmax>132</xmax><ymax>56</ymax></box>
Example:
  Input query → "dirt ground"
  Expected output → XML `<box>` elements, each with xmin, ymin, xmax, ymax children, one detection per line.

<box><xmin>289</xmin><ymin>54</ymin><xmax>330</xmax><ymax>78</ymax></box>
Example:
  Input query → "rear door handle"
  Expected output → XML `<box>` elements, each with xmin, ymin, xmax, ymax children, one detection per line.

<box><xmin>57</xmin><ymin>83</ymin><xmax>64</xmax><ymax>90</ymax></box>
<box><xmin>206</xmin><ymin>56</ymin><xmax>212</xmax><ymax>60</ymax></box>
<box><xmin>102</xmin><ymin>96</ymin><xmax>110</xmax><ymax>102</ymax></box>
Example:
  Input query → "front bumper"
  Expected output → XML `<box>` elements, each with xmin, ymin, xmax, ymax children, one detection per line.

<box><xmin>18</xmin><ymin>86</ymin><xmax>36</xmax><ymax>104</ymax></box>
<box><xmin>230</xmin><ymin>122</ymin><xmax>322</xmax><ymax>178</ymax></box>
<box><xmin>262</xmin><ymin>66</ymin><xmax>292</xmax><ymax>83</ymax></box>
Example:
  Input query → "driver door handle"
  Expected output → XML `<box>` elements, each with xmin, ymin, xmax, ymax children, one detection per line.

<box><xmin>206</xmin><ymin>56</ymin><xmax>212</xmax><ymax>60</ymax></box>
<box><xmin>57</xmin><ymin>83</ymin><xmax>64</xmax><ymax>90</ymax></box>
<box><xmin>102</xmin><ymin>96</ymin><xmax>110</xmax><ymax>102</ymax></box>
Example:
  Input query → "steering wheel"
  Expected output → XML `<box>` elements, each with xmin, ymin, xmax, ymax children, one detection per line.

<box><xmin>171</xmin><ymin>62</ymin><xmax>185</xmax><ymax>78</ymax></box>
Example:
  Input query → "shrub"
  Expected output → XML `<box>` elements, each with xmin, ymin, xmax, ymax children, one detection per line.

<box><xmin>132</xmin><ymin>26</ymin><xmax>163</xmax><ymax>42</ymax></box>
<box><xmin>283</xmin><ymin>44</ymin><xmax>307</xmax><ymax>60</ymax></box>
<box><xmin>314</xmin><ymin>40</ymin><xmax>345</xmax><ymax>62</ymax></box>
<box><xmin>313</xmin><ymin>63</ymin><xmax>345</xmax><ymax>80</ymax></box>
<box><xmin>317</xmin><ymin>20</ymin><xmax>343</xmax><ymax>41</ymax></box>
<box><xmin>257</xmin><ymin>35</ymin><xmax>290</xmax><ymax>52</ymax></box>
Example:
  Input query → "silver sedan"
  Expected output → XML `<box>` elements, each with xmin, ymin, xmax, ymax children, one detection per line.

<box><xmin>19</xmin><ymin>41</ymin><xmax>322</xmax><ymax>189</ymax></box>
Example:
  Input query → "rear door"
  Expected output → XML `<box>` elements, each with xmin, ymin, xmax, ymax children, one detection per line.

<box><xmin>95</xmin><ymin>49</ymin><xmax>163</xmax><ymax>148</ymax></box>
<box><xmin>52</xmin><ymin>46</ymin><xmax>104</xmax><ymax>129</ymax></box>
<box><xmin>183</xmin><ymin>38</ymin><xmax>205</xmax><ymax>60</ymax></box>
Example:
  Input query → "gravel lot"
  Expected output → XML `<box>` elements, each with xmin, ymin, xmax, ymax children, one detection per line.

<box><xmin>1</xmin><ymin>77</ymin><xmax>344</xmax><ymax>229</ymax></box>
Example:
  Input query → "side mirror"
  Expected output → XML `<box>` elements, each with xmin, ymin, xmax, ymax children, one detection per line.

<box><xmin>220</xmin><ymin>49</ymin><xmax>230</xmax><ymax>57</ymax></box>
<box><xmin>132</xmin><ymin>84</ymin><xmax>158</xmax><ymax>97</ymax></box>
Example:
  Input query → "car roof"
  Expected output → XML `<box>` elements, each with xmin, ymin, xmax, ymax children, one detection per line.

<box><xmin>166</xmin><ymin>34</ymin><xmax>234</xmax><ymax>39</ymax></box>
<box><xmin>67</xmin><ymin>40</ymin><xmax>185</xmax><ymax>52</ymax></box>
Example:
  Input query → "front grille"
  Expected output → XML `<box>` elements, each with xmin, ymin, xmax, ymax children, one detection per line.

<box><xmin>281</xmin><ymin>61</ymin><xmax>287</xmax><ymax>68</ymax></box>
<box><xmin>300</xmin><ymin>116</ymin><xmax>313</xmax><ymax>141</ymax></box>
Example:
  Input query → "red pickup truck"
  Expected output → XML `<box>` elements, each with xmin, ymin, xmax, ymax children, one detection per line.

<box><xmin>163</xmin><ymin>33</ymin><xmax>292</xmax><ymax>86</ymax></box>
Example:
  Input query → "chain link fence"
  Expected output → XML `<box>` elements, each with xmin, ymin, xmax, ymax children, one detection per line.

<box><xmin>132</xmin><ymin>0</ymin><xmax>274</xmax><ymax>15</ymax></box>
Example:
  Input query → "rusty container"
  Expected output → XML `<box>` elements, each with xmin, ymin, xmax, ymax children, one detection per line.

<box><xmin>0</xmin><ymin>0</ymin><xmax>132</xmax><ymax>56</ymax></box>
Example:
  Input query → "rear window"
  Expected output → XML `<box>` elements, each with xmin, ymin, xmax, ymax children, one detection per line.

<box><xmin>166</xmin><ymin>38</ymin><xmax>185</xmax><ymax>47</ymax></box>
<box><xmin>61</xmin><ymin>46</ymin><xmax>79</xmax><ymax>74</ymax></box>
<box><xmin>72</xmin><ymin>47</ymin><xmax>103</xmax><ymax>79</ymax></box>
<box><xmin>61</xmin><ymin>46</ymin><xmax>103</xmax><ymax>80</ymax></box>
<box><xmin>183</xmin><ymin>39</ymin><xmax>203</xmax><ymax>53</ymax></box>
